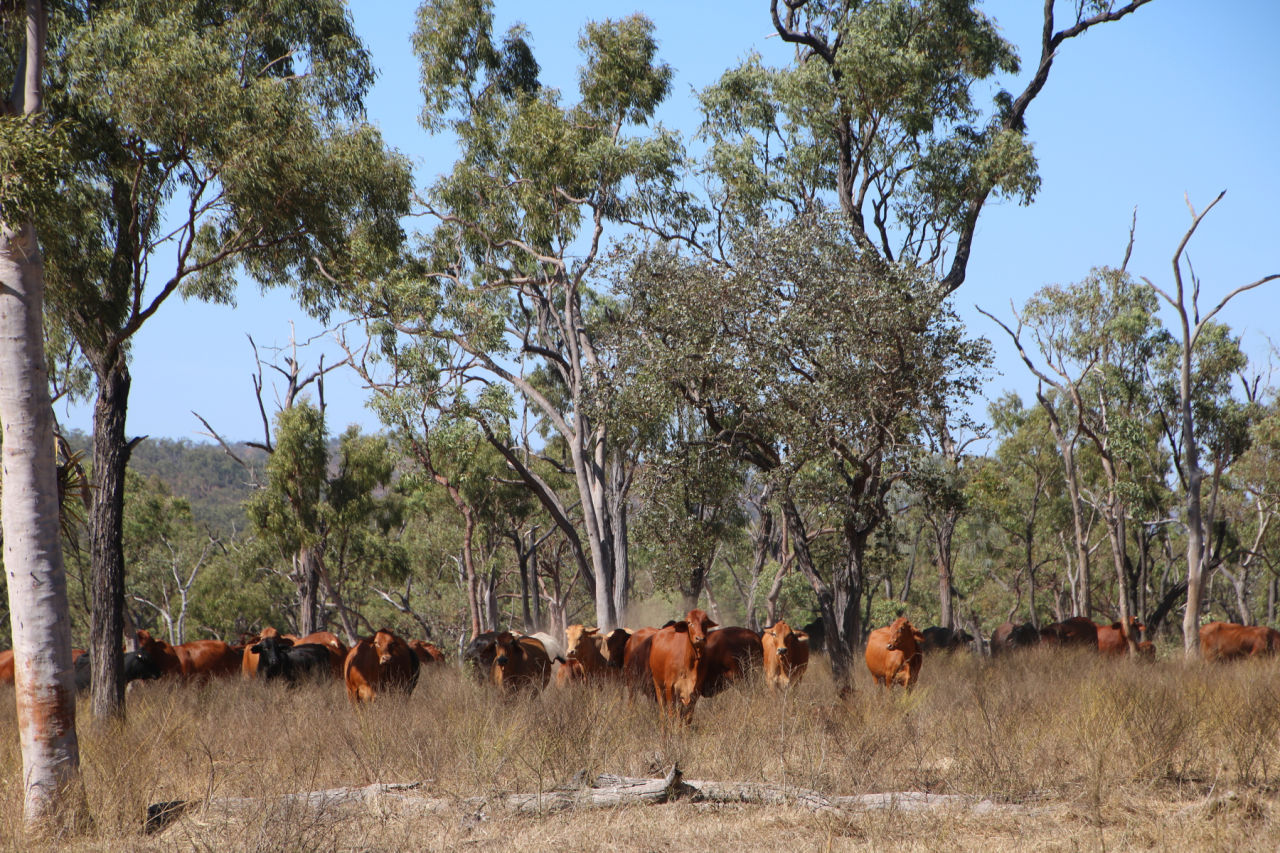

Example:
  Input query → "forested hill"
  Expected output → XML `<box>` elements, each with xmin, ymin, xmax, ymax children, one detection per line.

<box><xmin>63</xmin><ymin>431</ymin><xmax>270</xmax><ymax>534</ymax></box>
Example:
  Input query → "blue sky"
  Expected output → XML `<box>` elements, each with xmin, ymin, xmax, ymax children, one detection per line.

<box><xmin>55</xmin><ymin>0</ymin><xmax>1280</xmax><ymax>444</ymax></box>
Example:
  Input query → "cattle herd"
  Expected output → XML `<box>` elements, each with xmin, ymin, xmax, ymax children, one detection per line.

<box><xmin>0</xmin><ymin>616</ymin><xmax>1276</xmax><ymax>722</ymax></box>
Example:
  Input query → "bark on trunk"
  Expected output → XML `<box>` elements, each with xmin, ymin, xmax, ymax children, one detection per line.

<box><xmin>295</xmin><ymin>544</ymin><xmax>322</xmax><ymax>636</ymax></box>
<box><xmin>1</xmin><ymin>33</ymin><xmax>84</xmax><ymax>813</ymax></box>
<box><xmin>88</xmin><ymin>357</ymin><xmax>132</xmax><ymax>720</ymax></box>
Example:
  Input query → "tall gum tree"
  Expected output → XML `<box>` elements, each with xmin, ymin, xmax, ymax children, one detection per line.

<box><xmin>617</xmin><ymin>215</ymin><xmax>990</xmax><ymax>679</ymax></box>
<box><xmin>36</xmin><ymin>0</ymin><xmax>412</xmax><ymax>718</ymax></box>
<box><xmin>360</xmin><ymin>1</ymin><xmax>693</xmax><ymax>631</ymax></box>
<box><xmin>1143</xmin><ymin>193</ymin><xmax>1279</xmax><ymax>654</ymax></box>
<box><xmin>0</xmin><ymin>0</ymin><xmax>82</xmax><ymax>828</ymax></box>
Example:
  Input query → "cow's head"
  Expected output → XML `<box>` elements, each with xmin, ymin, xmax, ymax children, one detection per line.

<box><xmin>373</xmin><ymin>629</ymin><xmax>399</xmax><ymax>665</ymax></box>
<box><xmin>684</xmin><ymin>610</ymin><xmax>717</xmax><ymax>651</ymax></box>
<box><xmin>763</xmin><ymin>620</ymin><xmax>796</xmax><ymax>658</ymax></box>
<box><xmin>564</xmin><ymin>625</ymin><xmax>599</xmax><ymax>661</ymax></box>
<box><xmin>884</xmin><ymin>617</ymin><xmax>915</xmax><ymax>652</ymax></box>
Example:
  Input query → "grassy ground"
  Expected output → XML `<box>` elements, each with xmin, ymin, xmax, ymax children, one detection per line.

<box><xmin>2</xmin><ymin>648</ymin><xmax>1279</xmax><ymax>850</ymax></box>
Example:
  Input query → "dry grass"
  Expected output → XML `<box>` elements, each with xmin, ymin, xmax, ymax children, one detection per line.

<box><xmin>3</xmin><ymin>649</ymin><xmax>1280</xmax><ymax>850</ymax></box>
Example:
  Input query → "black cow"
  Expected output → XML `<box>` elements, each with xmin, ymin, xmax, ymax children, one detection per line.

<box><xmin>920</xmin><ymin>626</ymin><xmax>975</xmax><ymax>653</ymax></box>
<box><xmin>73</xmin><ymin>650</ymin><xmax>163</xmax><ymax>692</ymax></box>
<box><xmin>250</xmin><ymin>637</ymin><xmax>333</xmax><ymax>684</ymax></box>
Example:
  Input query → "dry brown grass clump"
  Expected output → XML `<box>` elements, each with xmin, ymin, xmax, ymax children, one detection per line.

<box><xmin>2</xmin><ymin>649</ymin><xmax>1279</xmax><ymax>849</ymax></box>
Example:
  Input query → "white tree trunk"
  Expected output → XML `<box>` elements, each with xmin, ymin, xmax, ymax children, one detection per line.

<box><xmin>1</xmin><ymin>0</ymin><xmax>83</xmax><ymax>829</ymax></box>
<box><xmin>1</xmin><ymin>220</ymin><xmax>82</xmax><ymax>826</ymax></box>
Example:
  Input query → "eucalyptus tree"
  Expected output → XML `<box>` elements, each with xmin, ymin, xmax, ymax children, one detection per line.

<box><xmin>245</xmin><ymin>405</ymin><xmax>404</xmax><ymax>640</ymax></box>
<box><xmin>0</xmin><ymin>0</ymin><xmax>82</xmax><ymax>828</ymax></box>
<box><xmin>35</xmin><ymin>0</ymin><xmax>411</xmax><ymax>718</ymax></box>
<box><xmin>362</xmin><ymin>1</ymin><xmax>693</xmax><ymax>631</ymax></box>
<box><xmin>988</xmin><ymin>268</ymin><xmax>1171</xmax><ymax>646</ymax></box>
<box><xmin>618</xmin><ymin>214</ymin><xmax>989</xmax><ymax>679</ymax></box>
<box><xmin>695</xmin><ymin>0</ymin><xmax>1155</xmax><ymax>292</ymax></box>
<box><xmin>1143</xmin><ymin>194</ymin><xmax>1279</xmax><ymax>652</ymax></box>
<box><xmin>967</xmin><ymin>394</ymin><xmax>1072</xmax><ymax>626</ymax></box>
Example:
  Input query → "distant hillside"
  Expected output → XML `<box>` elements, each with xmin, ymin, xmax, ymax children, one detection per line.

<box><xmin>64</xmin><ymin>430</ymin><xmax>268</xmax><ymax>534</ymax></box>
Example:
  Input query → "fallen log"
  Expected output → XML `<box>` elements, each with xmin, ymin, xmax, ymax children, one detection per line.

<box><xmin>147</xmin><ymin>765</ymin><xmax>1033</xmax><ymax>833</ymax></box>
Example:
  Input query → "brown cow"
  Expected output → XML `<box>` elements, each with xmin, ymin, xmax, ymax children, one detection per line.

<box><xmin>1200</xmin><ymin>621</ymin><xmax>1280</xmax><ymax>662</ymax></box>
<box><xmin>649</xmin><ymin>609</ymin><xmax>718</xmax><ymax>723</ymax></box>
<box><xmin>1097</xmin><ymin>617</ymin><xmax>1145</xmax><ymax>657</ymax></box>
<box><xmin>409</xmin><ymin>639</ymin><xmax>447</xmax><ymax>667</ymax></box>
<box><xmin>622</xmin><ymin>627</ymin><xmax>662</xmax><ymax>699</ymax></box>
<box><xmin>344</xmin><ymin>629</ymin><xmax>420</xmax><ymax>703</ymax></box>
<box><xmin>554</xmin><ymin>658</ymin><xmax>587</xmax><ymax>687</ymax></box>
<box><xmin>761</xmin><ymin>620</ymin><xmax>810</xmax><ymax>691</ymax></box>
<box><xmin>699</xmin><ymin>626</ymin><xmax>763</xmax><ymax>697</ymax></box>
<box><xmin>990</xmin><ymin>621</ymin><xmax>1040</xmax><ymax>654</ymax></box>
<box><xmin>490</xmin><ymin>631</ymin><xmax>552</xmax><ymax>691</ymax></box>
<box><xmin>864</xmin><ymin>617</ymin><xmax>924</xmax><ymax>690</ymax></box>
<box><xmin>1040</xmin><ymin>617</ymin><xmax>1098</xmax><ymax>648</ymax></box>
<box><xmin>136</xmin><ymin>630</ymin><xmax>240</xmax><ymax>679</ymax></box>
<box><xmin>558</xmin><ymin>624</ymin><xmax>610</xmax><ymax>684</ymax></box>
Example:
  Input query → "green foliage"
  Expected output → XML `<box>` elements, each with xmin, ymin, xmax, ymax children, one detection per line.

<box><xmin>0</xmin><ymin>116</ymin><xmax>68</xmax><ymax>222</ymax></box>
<box><xmin>699</xmin><ymin>0</ymin><xmax>1036</xmax><ymax>268</ymax></box>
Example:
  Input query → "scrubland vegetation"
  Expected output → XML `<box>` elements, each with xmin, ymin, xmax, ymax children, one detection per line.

<box><xmin>4</xmin><ymin>650</ymin><xmax>1279</xmax><ymax>850</ymax></box>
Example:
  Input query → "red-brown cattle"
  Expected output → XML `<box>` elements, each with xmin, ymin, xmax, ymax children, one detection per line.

<box><xmin>490</xmin><ymin>631</ymin><xmax>552</xmax><ymax>691</ymax></box>
<box><xmin>649</xmin><ymin>610</ymin><xmax>718</xmax><ymax>723</ymax></box>
<box><xmin>699</xmin><ymin>626</ymin><xmax>763</xmax><ymax>698</ymax></box>
<box><xmin>558</xmin><ymin>625</ymin><xmax>610</xmax><ymax>685</ymax></box>
<box><xmin>622</xmin><ymin>627</ymin><xmax>661</xmax><ymax>699</ymax></box>
<box><xmin>554</xmin><ymin>658</ymin><xmax>587</xmax><ymax>688</ymax></box>
<box><xmin>136</xmin><ymin>630</ymin><xmax>240</xmax><ymax>679</ymax></box>
<box><xmin>761</xmin><ymin>620</ymin><xmax>810</xmax><ymax>691</ymax></box>
<box><xmin>1039</xmin><ymin>617</ymin><xmax>1098</xmax><ymax>648</ymax></box>
<box><xmin>344</xmin><ymin>629</ymin><xmax>420</xmax><ymax>703</ymax></box>
<box><xmin>990</xmin><ymin>621</ymin><xmax>1040</xmax><ymax>654</ymax></box>
<box><xmin>864</xmin><ymin>617</ymin><xmax>924</xmax><ymax>690</ymax></box>
<box><xmin>1200</xmin><ymin>621</ymin><xmax>1280</xmax><ymax>662</ymax></box>
<box><xmin>1096</xmin><ymin>617</ymin><xmax>1145</xmax><ymax>657</ymax></box>
<box><xmin>0</xmin><ymin>649</ymin><xmax>13</xmax><ymax>685</ymax></box>
<box><xmin>408</xmin><ymin>640</ymin><xmax>447</xmax><ymax>667</ymax></box>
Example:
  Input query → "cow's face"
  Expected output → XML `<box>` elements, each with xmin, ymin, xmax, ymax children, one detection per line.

<box><xmin>685</xmin><ymin>610</ymin><xmax>717</xmax><ymax>651</ymax></box>
<box><xmin>373</xmin><ymin>630</ymin><xmax>398</xmax><ymax>665</ymax></box>
<box><xmin>885</xmin><ymin>617</ymin><xmax>912</xmax><ymax>652</ymax></box>
<box><xmin>764</xmin><ymin>621</ymin><xmax>795</xmax><ymax>658</ymax></box>
<box><xmin>565</xmin><ymin>625</ymin><xmax>598</xmax><ymax>660</ymax></box>
<box><xmin>493</xmin><ymin>632</ymin><xmax>521</xmax><ymax>669</ymax></box>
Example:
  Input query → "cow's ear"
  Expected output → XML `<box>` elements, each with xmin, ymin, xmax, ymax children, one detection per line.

<box><xmin>795</xmin><ymin>632</ymin><xmax>809</xmax><ymax>642</ymax></box>
<box><xmin>674</xmin><ymin>622</ymin><xmax>690</xmax><ymax>634</ymax></box>
<box><xmin>705</xmin><ymin>620</ymin><xmax>719</xmax><ymax>630</ymax></box>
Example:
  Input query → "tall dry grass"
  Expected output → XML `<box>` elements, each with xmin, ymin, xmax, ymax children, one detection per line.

<box><xmin>2</xmin><ymin>649</ymin><xmax>1278</xmax><ymax>850</ymax></box>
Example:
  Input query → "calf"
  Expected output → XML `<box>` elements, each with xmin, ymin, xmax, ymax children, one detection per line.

<box><xmin>559</xmin><ymin>624</ymin><xmax>610</xmax><ymax>684</ymax></box>
<box><xmin>865</xmin><ymin>616</ymin><xmax>924</xmax><ymax>690</ymax></box>
<box><xmin>251</xmin><ymin>637</ymin><xmax>334</xmax><ymax>685</ymax></box>
<box><xmin>761</xmin><ymin>620</ymin><xmax>810</xmax><ymax>691</ymax></box>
